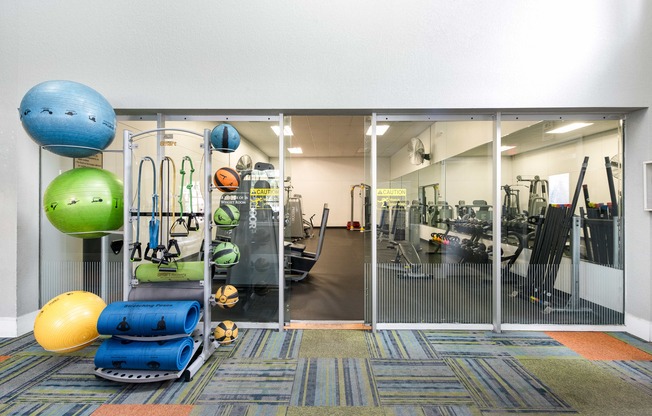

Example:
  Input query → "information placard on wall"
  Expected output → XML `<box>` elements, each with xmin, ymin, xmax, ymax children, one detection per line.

<box><xmin>74</xmin><ymin>153</ymin><xmax>103</xmax><ymax>169</ymax></box>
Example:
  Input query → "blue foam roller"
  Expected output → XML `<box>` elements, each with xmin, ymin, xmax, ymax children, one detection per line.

<box><xmin>97</xmin><ymin>301</ymin><xmax>200</xmax><ymax>336</ymax></box>
<box><xmin>94</xmin><ymin>336</ymin><xmax>195</xmax><ymax>371</ymax></box>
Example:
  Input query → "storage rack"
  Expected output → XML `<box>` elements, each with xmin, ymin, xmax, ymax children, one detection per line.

<box><xmin>95</xmin><ymin>128</ymin><xmax>216</xmax><ymax>383</ymax></box>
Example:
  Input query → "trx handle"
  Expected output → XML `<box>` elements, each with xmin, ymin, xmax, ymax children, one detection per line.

<box><xmin>130</xmin><ymin>242</ymin><xmax>142</xmax><ymax>262</ymax></box>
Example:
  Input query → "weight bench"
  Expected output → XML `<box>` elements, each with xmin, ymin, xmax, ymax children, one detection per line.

<box><xmin>285</xmin><ymin>205</ymin><xmax>329</xmax><ymax>281</ymax></box>
<box><xmin>388</xmin><ymin>240</ymin><xmax>432</xmax><ymax>279</ymax></box>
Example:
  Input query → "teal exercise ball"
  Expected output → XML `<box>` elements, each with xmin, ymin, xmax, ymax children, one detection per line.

<box><xmin>19</xmin><ymin>80</ymin><xmax>116</xmax><ymax>158</ymax></box>
<box><xmin>43</xmin><ymin>168</ymin><xmax>124</xmax><ymax>238</ymax></box>
<box><xmin>210</xmin><ymin>123</ymin><xmax>240</xmax><ymax>153</ymax></box>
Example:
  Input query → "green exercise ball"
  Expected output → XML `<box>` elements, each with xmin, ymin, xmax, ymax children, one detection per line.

<box><xmin>43</xmin><ymin>167</ymin><xmax>123</xmax><ymax>238</ymax></box>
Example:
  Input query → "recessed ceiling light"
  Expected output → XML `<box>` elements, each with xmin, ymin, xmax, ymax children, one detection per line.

<box><xmin>287</xmin><ymin>147</ymin><xmax>303</xmax><ymax>154</ymax></box>
<box><xmin>271</xmin><ymin>125</ymin><xmax>294</xmax><ymax>136</ymax></box>
<box><xmin>366</xmin><ymin>125</ymin><xmax>389</xmax><ymax>136</ymax></box>
<box><xmin>546</xmin><ymin>122</ymin><xmax>593</xmax><ymax>134</ymax></box>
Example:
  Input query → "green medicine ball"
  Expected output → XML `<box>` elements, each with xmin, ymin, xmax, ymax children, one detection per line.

<box><xmin>211</xmin><ymin>241</ymin><xmax>240</xmax><ymax>268</ymax></box>
<box><xmin>213</xmin><ymin>204</ymin><xmax>240</xmax><ymax>230</ymax></box>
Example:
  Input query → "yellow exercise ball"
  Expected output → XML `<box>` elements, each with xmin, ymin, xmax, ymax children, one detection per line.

<box><xmin>34</xmin><ymin>291</ymin><xmax>107</xmax><ymax>353</ymax></box>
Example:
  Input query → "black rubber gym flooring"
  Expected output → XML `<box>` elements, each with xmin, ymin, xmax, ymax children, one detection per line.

<box><xmin>288</xmin><ymin>227</ymin><xmax>366</xmax><ymax>321</ymax></box>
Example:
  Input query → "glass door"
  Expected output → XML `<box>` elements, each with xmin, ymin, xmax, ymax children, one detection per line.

<box><xmin>369</xmin><ymin>115</ymin><xmax>495</xmax><ymax>328</ymax></box>
<box><xmin>499</xmin><ymin>116</ymin><xmax>625</xmax><ymax>326</ymax></box>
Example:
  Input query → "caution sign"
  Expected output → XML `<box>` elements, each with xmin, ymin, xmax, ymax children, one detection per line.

<box><xmin>377</xmin><ymin>188</ymin><xmax>407</xmax><ymax>207</ymax></box>
<box><xmin>250</xmin><ymin>187</ymin><xmax>279</xmax><ymax>209</ymax></box>
<box><xmin>250</xmin><ymin>188</ymin><xmax>279</xmax><ymax>197</ymax></box>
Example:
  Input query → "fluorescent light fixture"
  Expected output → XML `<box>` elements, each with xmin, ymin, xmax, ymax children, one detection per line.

<box><xmin>546</xmin><ymin>122</ymin><xmax>593</xmax><ymax>134</ymax></box>
<box><xmin>271</xmin><ymin>125</ymin><xmax>294</xmax><ymax>136</ymax></box>
<box><xmin>287</xmin><ymin>147</ymin><xmax>303</xmax><ymax>154</ymax></box>
<box><xmin>366</xmin><ymin>125</ymin><xmax>389</xmax><ymax>136</ymax></box>
<box><xmin>500</xmin><ymin>145</ymin><xmax>515</xmax><ymax>152</ymax></box>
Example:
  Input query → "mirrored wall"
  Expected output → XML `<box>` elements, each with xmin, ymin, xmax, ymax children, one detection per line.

<box><xmin>369</xmin><ymin>115</ymin><xmax>624</xmax><ymax>327</ymax></box>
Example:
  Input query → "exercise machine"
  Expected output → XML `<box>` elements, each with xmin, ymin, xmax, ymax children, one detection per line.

<box><xmin>285</xmin><ymin>204</ymin><xmax>330</xmax><ymax>281</ymax></box>
<box><xmin>348</xmin><ymin>183</ymin><xmax>371</xmax><ymax>231</ymax></box>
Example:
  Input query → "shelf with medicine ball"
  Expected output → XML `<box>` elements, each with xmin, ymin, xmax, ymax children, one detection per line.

<box><xmin>95</xmin><ymin>127</ymin><xmax>219</xmax><ymax>384</ymax></box>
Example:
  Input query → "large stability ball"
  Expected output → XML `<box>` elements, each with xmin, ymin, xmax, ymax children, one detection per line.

<box><xmin>19</xmin><ymin>80</ymin><xmax>116</xmax><ymax>158</ymax></box>
<box><xmin>211</xmin><ymin>123</ymin><xmax>240</xmax><ymax>153</ymax></box>
<box><xmin>43</xmin><ymin>167</ymin><xmax>124</xmax><ymax>238</ymax></box>
<box><xmin>34</xmin><ymin>291</ymin><xmax>107</xmax><ymax>353</ymax></box>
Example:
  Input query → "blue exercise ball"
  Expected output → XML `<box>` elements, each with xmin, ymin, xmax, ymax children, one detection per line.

<box><xmin>19</xmin><ymin>80</ymin><xmax>116</xmax><ymax>158</ymax></box>
<box><xmin>211</xmin><ymin>123</ymin><xmax>240</xmax><ymax>153</ymax></box>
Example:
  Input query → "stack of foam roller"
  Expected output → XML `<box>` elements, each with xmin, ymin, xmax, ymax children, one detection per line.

<box><xmin>94</xmin><ymin>300</ymin><xmax>200</xmax><ymax>371</ymax></box>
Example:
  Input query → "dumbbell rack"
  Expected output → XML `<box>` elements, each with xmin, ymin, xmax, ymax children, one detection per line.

<box><xmin>94</xmin><ymin>128</ymin><xmax>218</xmax><ymax>383</ymax></box>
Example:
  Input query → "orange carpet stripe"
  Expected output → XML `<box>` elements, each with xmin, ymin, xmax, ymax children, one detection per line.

<box><xmin>546</xmin><ymin>332</ymin><xmax>652</xmax><ymax>361</ymax></box>
<box><xmin>92</xmin><ymin>404</ymin><xmax>194</xmax><ymax>416</ymax></box>
<box><xmin>0</xmin><ymin>356</ymin><xmax>10</xmax><ymax>362</ymax></box>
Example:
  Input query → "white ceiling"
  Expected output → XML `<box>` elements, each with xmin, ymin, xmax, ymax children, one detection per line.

<box><xmin>229</xmin><ymin>116</ymin><xmax>434</xmax><ymax>159</ymax></box>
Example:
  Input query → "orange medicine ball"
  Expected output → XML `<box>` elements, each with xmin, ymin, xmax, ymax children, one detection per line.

<box><xmin>213</xmin><ymin>167</ymin><xmax>240</xmax><ymax>192</ymax></box>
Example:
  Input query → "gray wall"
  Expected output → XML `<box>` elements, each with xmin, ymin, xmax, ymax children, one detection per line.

<box><xmin>2</xmin><ymin>0</ymin><xmax>651</xmax><ymax>337</ymax></box>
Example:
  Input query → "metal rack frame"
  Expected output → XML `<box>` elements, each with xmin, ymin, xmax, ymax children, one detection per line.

<box><xmin>95</xmin><ymin>127</ymin><xmax>215</xmax><ymax>383</ymax></box>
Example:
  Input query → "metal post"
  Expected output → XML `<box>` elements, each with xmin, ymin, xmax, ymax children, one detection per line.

<box><xmin>371</xmin><ymin>114</ymin><xmax>378</xmax><ymax>332</ymax></box>
<box><xmin>202</xmin><ymin>128</ymin><xmax>214</xmax><ymax>358</ymax></box>
<box><xmin>492</xmin><ymin>112</ymin><xmax>502</xmax><ymax>332</ymax></box>
<box><xmin>570</xmin><ymin>216</ymin><xmax>581</xmax><ymax>309</ymax></box>
<box><xmin>278</xmin><ymin>115</ymin><xmax>285</xmax><ymax>332</ymax></box>
<box><xmin>122</xmin><ymin>129</ymin><xmax>132</xmax><ymax>301</ymax></box>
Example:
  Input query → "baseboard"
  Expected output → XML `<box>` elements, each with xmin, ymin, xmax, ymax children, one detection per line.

<box><xmin>625</xmin><ymin>313</ymin><xmax>652</xmax><ymax>341</ymax></box>
<box><xmin>0</xmin><ymin>311</ymin><xmax>37</xmax><ymax>338</ymax></box>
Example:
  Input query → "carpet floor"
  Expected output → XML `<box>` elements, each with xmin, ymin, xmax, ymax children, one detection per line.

<box><xmin>1</xmin><ymin>330</ymin><xmax>652</xmax><ymax>415</ymax></box>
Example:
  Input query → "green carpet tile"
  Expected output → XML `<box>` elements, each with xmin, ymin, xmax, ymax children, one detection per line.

<box><xmin>0</xmin><ymin>329</ymin><xmax>652</xmax><ymax>415</ymax></box>
<box><xmin>299</xmin><ymin>330</ymin><xmax>369</xmax><ymax>358</ymax></box>
<box><xmin>521</xmin><ymin>358</ymin><xmax>652</xmax><ymax>416</ymax></box>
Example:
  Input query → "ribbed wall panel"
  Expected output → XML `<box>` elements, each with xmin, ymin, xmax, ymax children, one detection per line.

<box><xmin>41</xmin><ymin>261</ymin><xmax>123</xmax><ymax>305</ymax></box>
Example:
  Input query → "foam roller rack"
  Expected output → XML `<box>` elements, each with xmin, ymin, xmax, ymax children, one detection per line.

<box><xmin>94</xmin><ymin>328</ymin><xmax>216</xmax><ymax>383</ymax></box>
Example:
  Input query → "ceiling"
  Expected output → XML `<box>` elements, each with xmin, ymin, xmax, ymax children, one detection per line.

<box><xmin>229</xmin><ymin>116</ymin><xmax>433</xmax><ymax>159</ymax></box>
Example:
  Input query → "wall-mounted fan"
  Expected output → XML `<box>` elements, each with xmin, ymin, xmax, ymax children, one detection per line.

<box><xmin>609</xmin><ymin>154</ymin><xmax>622</xmax><ymax>179</ymax></box>
<box><xmin>236</xmin><ymin>154</ymin><xmax>253</xmax><ymax>172</ymax></box>
<box><xmin>407</xmin><ymin>137</ymin><xmax>430</xmax><ymax>165</ymax></box>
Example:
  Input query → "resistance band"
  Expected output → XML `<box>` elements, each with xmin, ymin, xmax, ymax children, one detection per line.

<box><xmin>170</xmin><ymin>156</ymin><xmax>198</xmax><ymax>237</ymax></box>
<box><xmin>154</xmin><ymin>156</ymin><xmax>179</xmax><ymax>266</ymax></box>
<box><xmin>132</xmin><ymin>156</ymin><xmax>157</xmax><ymax>262</ymax></box>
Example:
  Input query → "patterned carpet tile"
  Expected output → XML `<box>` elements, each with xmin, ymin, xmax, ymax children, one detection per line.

<box><xmin>229</xmin><ymin>329</ymin><xmax>302</xmax><ymax>359</ymax></box>
<box><xmin>365</xmin><ymin>330</ymin><xmax>438</xmax><ymax>359</ymax></box>
<box><xmin>595</xmin><ymin>360</ymin><xmax>652</xmax><ymax>396</ymax></box>
<box><xmin>0</xmin><ymin>333</ymin><xmax>40</xmax><ymax>356</ymax></box>
<box><xmin>107</xmin><ymin>355</ymin><xmax>224</xmax><ymax>405</ymax></box>
<box><xmin>608</xmin><ymin>332</ymin><xmax>652</xmax><ymax>355</ymax></box>
<box><xmin>371</xmin><ymin>359</ymin><xmax>472</xmax><ymax>406</ymax></box>
<box><xmin>196</xmin><ymin>358</ymin><xmax>296</xmax><ymax>405</ymax></box>
<box><xmin>0</xmin><ymin>355</ymin><xmax>85</xmax><ymax>404</ymax></box>
<box><xmin>423</xmin><ymin>331</ymin><xmax>578</xmax><ymax>358</ymax></box>
<box><xmin>93</xmin><ymin>404</ymin><xmax>194</xmax><ymax>415</ymax></box>
<box><xmin>0</xmin><ymin>402</ymin><xmax>99</xmax><ymax>415</ymax></box>
<box><xmin>445</xmin><ymin>356</ymin><xmax>574</xmax><ymax>413</ymax></box>
<box><xmin>291</xmin><ymin>358</ymin><xmax>379</xmax><ymax>406</ymax></box>
<box><xmin>191</xmin><ymin>404</ymin><xmax>286</xmax><ymax>416</ymax></box>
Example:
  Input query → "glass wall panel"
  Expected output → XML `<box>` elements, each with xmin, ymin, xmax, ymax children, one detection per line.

<box><xmin>499</xmin><ymin>119</ymin><xmax>624</xmax><ymax>325</ymax></box>
<box><xmin>373</xmin><ymin>117</ymin><xmax>493</xmax><ymax>325</ymax></box>
<box><xmin>39</xmin><ymin>120</ymin><xmax>133</xmax><ymax>307</ymax></box>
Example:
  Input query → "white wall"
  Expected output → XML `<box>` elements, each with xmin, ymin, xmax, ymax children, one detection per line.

<box><xmin>2</xmin><ymin>0</ymin><xmax>652</xmax><ymax>337</ymax></box>
<box><xmin>283</xmin><ymin>157</ymin><xmax>376</xmax><ymax>227</ymax></box>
